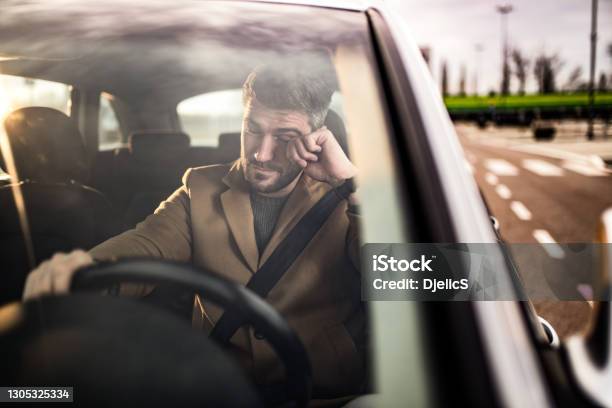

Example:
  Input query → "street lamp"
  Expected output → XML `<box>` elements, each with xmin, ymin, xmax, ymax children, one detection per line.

<box><xmin>496</xmin><ymin>4</ymin><xmax>514</xmax><ymax>96</ymax></box>
<box><xmin>586</xmin><ymin>0</ymin><xmax>598</xmax><ymax>140</ymax></box>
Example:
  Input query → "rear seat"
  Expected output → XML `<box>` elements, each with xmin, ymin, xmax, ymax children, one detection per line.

<box><xmin>112</xmin><ymin>130</ymin><xmax>191</xmax><ymax>228</ymax></box>
<box><xmin>216</xmin><ymin>132</ymin><xmax>241</xmax><ymax>163</ymax></box>
<box><xmin>95</xmin><ymin>129</ymin><xmax>241</xmax><ymax>228</ymax></box>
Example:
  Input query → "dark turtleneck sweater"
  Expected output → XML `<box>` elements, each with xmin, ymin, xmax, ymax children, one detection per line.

<box><xmin>249</xmin><ymin>191</ymin><xmax>290</xmax><ymax>255</ymax></box>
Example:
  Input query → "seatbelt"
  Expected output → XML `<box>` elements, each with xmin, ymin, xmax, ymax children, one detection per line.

<box><xmin>210</xmin><ymin>180</ymin><xmax>355</xmax><ymax>344</ymax></box>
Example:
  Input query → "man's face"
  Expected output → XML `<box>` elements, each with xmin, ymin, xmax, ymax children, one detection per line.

<box><xmin>241</xmin><ymin>98</ymin><xmax>312</xmax><ymax>193</ymax></box>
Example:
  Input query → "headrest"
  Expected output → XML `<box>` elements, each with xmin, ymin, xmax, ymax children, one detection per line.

<box><xmin>218</xmin><ymin>132</ymin><xmax>241</xmax><ymax>152</ymax></box>
<box><xmin>128</xmin><ymin>130</ymin><xmax>190</xmax><ymax>162</ymax></box>
<box><xmin>2</xmin><ymin>107</ymin><xmax>89</xmax><ymax>183</ymax></box>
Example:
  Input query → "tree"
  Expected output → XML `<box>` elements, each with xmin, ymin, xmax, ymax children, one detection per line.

<box><xmin>511</xmin><ymin>48</ymin><xmax>529</xmax><ymax>95</ymax></box>
<box><xmin>564</xmin><ymin>66</ymin><xmax>584</xmax><ymax>91</ymax></box>
<box><xmin>441</xmin><ymin>60</ymin><xmax>449</xmax><ymax>97</ymax></box>
<box><xmin>458</xmin><ymin>65</ymin><xmax>467</xmax><ymax>97</ymax></box>
<box><xmin>533</xmin><ymin>53</ymin><xmax>563</xmax><ymax>94</ymax></box>
<box><xmin>598</xmin><ymin>73</ymin><xmax>608</xmax><ymax>92</ymax></box>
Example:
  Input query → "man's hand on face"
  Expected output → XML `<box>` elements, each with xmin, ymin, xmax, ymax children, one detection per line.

<box><xmin>22</xmin><ymin>250</ymin><xmax>94</xmax><ymax>301</ymax></box>
<box><xmin>286</xmin><ymin>126</ymin><xmax>357</xmax><ymax>187</ymax></box>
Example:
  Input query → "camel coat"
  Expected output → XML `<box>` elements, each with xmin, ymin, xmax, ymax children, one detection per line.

<box><xmin>89</xmin><ymin>161</ymin><xmax>365</xmax><ymax>398</ymax></box>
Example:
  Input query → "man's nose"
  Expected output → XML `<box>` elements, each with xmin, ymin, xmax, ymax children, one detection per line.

<box><xmin>254</xmin><ymin>134</ymin><xmax>276</xmax><ymax>162</ymax></box>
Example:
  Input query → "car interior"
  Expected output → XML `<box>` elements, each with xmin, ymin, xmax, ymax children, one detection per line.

<box><xmin>0</xmin><ymin>92</ymin><xmax>350</xmax><ymax>304</ymax></box>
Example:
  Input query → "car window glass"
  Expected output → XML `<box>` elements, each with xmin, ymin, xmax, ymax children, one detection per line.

<box><xmin>98</xmin><ymin>92</ymin><xmax>123</xmax><ymax>150</ymax></box>
<box><xmin>0</xmin><ymin>74</ymin><xmax>70</xmax><ymax>116</ymax></box>
<box><xmin>177</xmin><ymin>90</ymin><xmax>243</xmax><ymax>147</ymax></box>
<box><xmin>0</xmin><ymin>5</ymin><xmax>414</xmax><ymax>398</ymax></box>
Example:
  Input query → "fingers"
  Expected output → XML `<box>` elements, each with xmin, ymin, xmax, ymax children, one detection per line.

<box><xmin>53</xmin><ymin>250</ymin><xmax>93</xmax><ymax>294</ymax></box>
<box><xmin>22</xmin><ymin>258</ymin><xmax>54</xmax><ymax>300</ymax></box>
<box><xmin>22</xmin><ymin>250</ymin><xmax>94</xmax><ymax>301</ymax></box>
<box><xmin>302</xmin><ymin>130</ymin><xmax>323</xmax><ymax>153</ymax></box>
<box><xmin>287</xmin><ymin>138</ymin><xmax>318</xmax><ymax>168</ymax></box>
<box><xmin>293</xmin><ymin>138</ymin><xmax>318</xmax><ymax>161</ymax></box>
<box><xmin>22</xmin><ymin>262</ymin><xmax>45</xmax><ymax>300</ymax></box>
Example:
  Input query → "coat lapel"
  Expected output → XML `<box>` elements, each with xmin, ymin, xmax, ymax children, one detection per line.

<box><xmin>219</xmin><ymin>161</ymin><xmax>333</xmax><ymax>272</ymax></box>
<box><xmin>220</xmin><ymin>162</ymin><xmax>259</xmax><ymax>273</ymax></box>
<box><xmin>258</xmin><ymin>175</ymin><xmax>331</xmax><ymax>268</ymax></box>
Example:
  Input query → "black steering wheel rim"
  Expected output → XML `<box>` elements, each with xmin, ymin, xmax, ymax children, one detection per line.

<box><xmin>71</xmin><ymin>258</ymin><xmax>312</xmax><ymax>407</ymax></box>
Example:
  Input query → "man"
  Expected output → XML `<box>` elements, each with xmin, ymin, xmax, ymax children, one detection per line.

<box><xmin>22</xmin><ymin>60</ymin><xmax>365</xmax><ymax>399</ymax></box>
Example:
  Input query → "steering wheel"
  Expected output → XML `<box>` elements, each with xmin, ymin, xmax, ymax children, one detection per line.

<box><xmin>71</xmin><ymin>259</ymin><xmax>312</xmax><ymax>407</ymax></box>
<box><xmin>0</xmin><ymin>259</ymin><xmax>311</xmax><ymax>407</ymax></box>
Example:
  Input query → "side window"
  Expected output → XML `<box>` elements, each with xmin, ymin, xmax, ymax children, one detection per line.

<box><xmin>177</xmin><ymin>90</ymin><xmax>243</xmax><ymax>147</ymax></box>
<box><xmin>177</xmin><ymin>89</ymin><xmax>345</xmax><ymax>147</ymax></box>
<box><xmin>98</xmin><ymin>92</ymin><xmax>122</xmax><ymax>150</ymax></box>
<box><xmin>0</xmin><ymin>74</ymin><xmax>70</xmax><ymax>117</ymax></box>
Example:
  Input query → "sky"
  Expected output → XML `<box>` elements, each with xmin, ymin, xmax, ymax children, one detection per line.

<box><xmin>385</xmin><ymin>0</ymin><xmax>612</xmax><ymax>95</ymax></box>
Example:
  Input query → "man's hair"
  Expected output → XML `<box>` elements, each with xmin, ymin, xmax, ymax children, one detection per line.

<box><xmin>242</xmin><ymin>56</ymin><xmax>335</xmax><ymax>130</ymax></box>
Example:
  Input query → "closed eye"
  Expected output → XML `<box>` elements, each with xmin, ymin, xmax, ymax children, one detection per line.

<box><xmin>245</xmin><ymin>127</ymin><xmax>263</xmax><ymax>137</ymax></box>
<box><xmin>274</xmin><ymin>133</ymin><xmax>296</xmax><ymax>142</ymax></box>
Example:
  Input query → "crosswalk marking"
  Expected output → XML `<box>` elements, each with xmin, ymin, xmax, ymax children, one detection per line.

<box><xmin>485</xmin><ymin>173</ymin><xmax>498</xmax><ymax>186</ymax></box>
<box><xmin>532</xmin><ymin>229</ymin><xmax>565</xmax><ymax>259</ymax></box>
<box><xmin>510</xmin><ymin>201</ymin><xmax>532</xmax><ymax>220</ymax></box>
<box><xmin>484</xmin><ymin>159</ymin><xmax>519</xmax><ymax>176</ymax></box>
<box><xmin>522</xmin><ymin>159</ymin><xmax>563</xmax><ymax>176</ymax></box>
<box><xmin>562</xmin><ymin>161</ymin><xmax>608</xmax><ymax>177</ymax></box>
<box><xmin>495</xmin><ymin>184</ymin><xmax>512</xmax><ymax>199</ymax></box>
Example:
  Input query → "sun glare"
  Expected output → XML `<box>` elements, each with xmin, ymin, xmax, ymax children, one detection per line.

<box><xmin>0</xmin><ymin>82</ymin><xmax>12</xmax><ymax>122</ymax></box>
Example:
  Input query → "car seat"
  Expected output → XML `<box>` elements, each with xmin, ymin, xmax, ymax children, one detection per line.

<box><xmin>0</xmin><ymin>107</ymin><xmax>115</xmax><ymax>304</ymax></box>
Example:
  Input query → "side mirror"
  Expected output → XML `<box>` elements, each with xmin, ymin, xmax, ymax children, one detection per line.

<box><xmin>564</xmin><ymin>208</ymin><xmax>611</xmax><ymax>407</ymax></box>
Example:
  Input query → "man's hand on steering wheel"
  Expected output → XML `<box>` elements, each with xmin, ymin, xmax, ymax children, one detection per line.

<box><xmin>22</xmin><ymin>250</ymin><xmax>94</xmax><ymax>300</ymax></box>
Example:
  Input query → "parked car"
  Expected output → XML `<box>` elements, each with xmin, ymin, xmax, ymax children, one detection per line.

<box><xmin>0</xmin><ymin>1</ymin><xmax>609</xmax><ymax>407</ymax></box>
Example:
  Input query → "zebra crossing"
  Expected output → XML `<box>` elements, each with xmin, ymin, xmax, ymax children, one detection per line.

<box><xmin>483</xmin><ymin>158</ymin><xmax>609</xmax><ymax>177</ymax></box>
<box><xmin>471</xmin><ymin>153</ymin><xmax>609</xmax><ymax>265</ymax></box>
<box><xmin>457</xmin><ymin>128</ymin><xmax>609</xmax><ymax>307</ymax></box>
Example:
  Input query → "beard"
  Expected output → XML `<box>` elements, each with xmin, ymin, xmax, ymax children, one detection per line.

<box><xmin>243</xmin><ymin>157</ymin><xmax>302</xmax><ymax>193</ymax></box>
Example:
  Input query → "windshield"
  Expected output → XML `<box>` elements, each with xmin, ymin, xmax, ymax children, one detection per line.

<box><xmin>0</xmin><ymin>2</ymin><xmax>415</xmax><ymax>402</ymax></box>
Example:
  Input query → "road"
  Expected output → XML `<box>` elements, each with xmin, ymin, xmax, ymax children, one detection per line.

<box><xmin>456</xmin><ymin>124</ymin><xmax>612</xmax><ymax>338</ymax></box>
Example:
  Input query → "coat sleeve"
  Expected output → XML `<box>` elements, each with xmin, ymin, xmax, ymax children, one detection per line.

<box><xmin>88</xmin><ymin>169</ymin><xmax>193</xmax><ymax>289</ymax></box>
<box><xmin>89</xmin><ymin>169</ymin><xmax>191</xmax><ymax>297</ymax></box>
